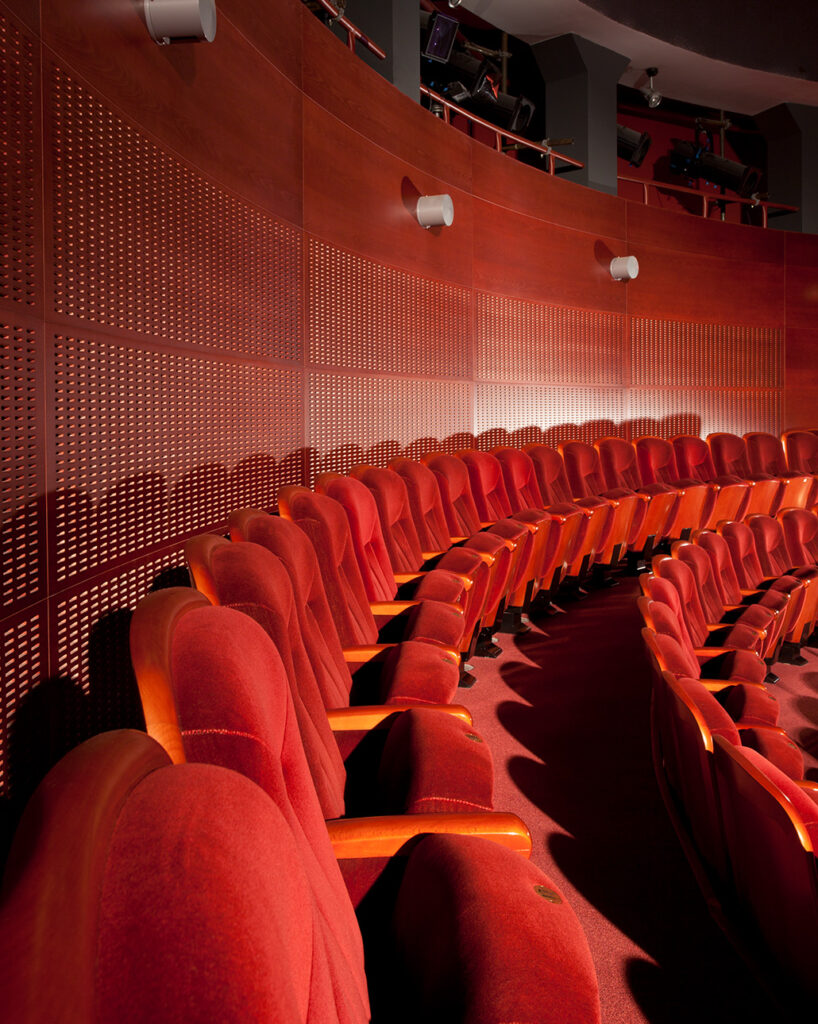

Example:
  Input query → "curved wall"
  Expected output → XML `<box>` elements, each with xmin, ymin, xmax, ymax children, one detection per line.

<box><xmin>0</xmin><ymin>0</ymin><xmax>817</xmax><ymax>808</ymax></box>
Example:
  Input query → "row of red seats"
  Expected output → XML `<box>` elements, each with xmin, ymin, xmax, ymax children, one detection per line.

<box><xmin>0</xmin><ymin>515</ymin><xmax>602</xmax><ymax>1020</ymax></box>
<box><xmin>638</xmin><ymin>514</ymin><xmax>818</xmax><ymax>1007</ymax></box>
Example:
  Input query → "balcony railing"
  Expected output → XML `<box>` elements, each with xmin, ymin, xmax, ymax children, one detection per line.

<box><xmin>420</xmin><ymin>85</ymin><xmax>584</xmax><ymax>175</ymax></box>
<box><xmin>309</xmin><ymin>0</ymin><xmax>386</xmax><ymax>59</ymax></box>
<box><xmin>618</xmin><ymin>175</ymin><xmax>798</xmax><ymax>228</ymax></box>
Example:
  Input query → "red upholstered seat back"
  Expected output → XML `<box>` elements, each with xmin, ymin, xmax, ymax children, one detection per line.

<box><xmin>713</xmin><ymin>738</ymin><xmax>818</xmax><ymax>999</ymax></box>
<box><xmin>747</xmin><ymin>514</ymin><xmax>793</xmax><ymax>576</ymax></box>
<box><xmin>779</xmin><ymin>507</ymin><xmax>818</xmax><ymax>565</ymax></box>
<box><xmin>783</xmin><ymin>429</ymin><xmax>818</xmax><ymax>474</ymax></box>
<box><xmin>635</xmin><ymin>436</ymin><xmax>679</xmax><ymax>486</ymax></box>
<box><xmin>282</xmin><ymin>488</ymin><xmax>380</xmax><ymax>646</ymax></box>
<box><xmin>719</xmin><ymin>520</ymin><xmax>766</xmax><ymax>589</ymax></box>
<box><xmin>672</xmin><ymin>435</ymin><xmax>718</xmax><ymax>483</ymax></box>
<box><xmin>317</xmin><ymin>474</ymin><xmax>399</xmax><ymax>602</ymax></box>
<box><xmin>229</xmin><ymin>509</ymin><xmax>352</xmax><ymax>708</ymax></box>
<box><xmin>597</xmin><ymin>437</ymin><xmax>642</xmax><ymax>491</ymax></box>
<box><xmin>389</xmin><ymin>457</ymin><xmax>454</xmax><ymax>551</ymax></box>
<box><xmin>693</xmin><ymin>530</ymin><xmax>745</xmax><ymax>605</ymax></box>
<box><xmin>493</xmin><ymin>446</ymin><xmax>545</xmax><ymax>511</ymax></box>
<box><xmin>673</xmin><ymin>541</ymin><xmax>727</xmax><ymax>623</ymax></box>
<box><xmin>744</xmin><ymin>432</ymin><xmax>788</xmax><ymax>476</ymax></box>
<box><xmin>457</xmin><ymin>449</ymin><xmax>513</xmax><ymax>521</ymax></box>
<box><xmin>185</xmin><ymin>535</ymin><xmax>347</xmax><ymax>819</ymax></box>
<box><xmin>640</xmin><ymin>600</ymin><xmax>702</xmax><ymax>678</ymax></box>
<box><xmin>421</xmin><ymin>452</ymin><xmax>483</xmax><ymax>535</ymax></box>
<box><xmin>561</xmin><ymin>441</ymin><xmax>608</xmax><ymax>499</ymax></box>
<box><xmin>1</xmin><ymin>730</ymin><xmax>369</xmax><ymax>1024</ymax></box>
<box><xmin>351</xmin><ymin>464</ymin><xmax>426</xmax><ymax>573</ymax></box>
<box><xmin>653</xmin><ymin>556</ymin><xmax>711</xmax><ymax>648</ymax></box>
<box><xmin>708</xmin><ymin>432</ymin><xmax>752</xmax><ymax>478</ymax></box>
<box><xmin>525</xmin><ymin>443</ymin><xmax>575</xmax><ymax>504</ymax></box>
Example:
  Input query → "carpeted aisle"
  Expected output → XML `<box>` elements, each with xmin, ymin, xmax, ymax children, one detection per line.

<box><xmin>460</xmin><ymin>577</ymin><xmax>780</xmax><ymax>1024</ymax></box>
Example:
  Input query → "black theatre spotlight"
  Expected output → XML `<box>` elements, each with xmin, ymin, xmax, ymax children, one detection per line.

<box><xmin>617</xmin><ymin>124</ymin><xmax>652</xmax><ymax>167</ymax></box>
<box><xmin>669</xmin><ymin>139</ymin><xmax>761</xmax><ymax>198</ymax></box>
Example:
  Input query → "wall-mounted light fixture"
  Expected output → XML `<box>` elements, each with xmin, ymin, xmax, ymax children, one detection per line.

<box><xmin>610</xmin><ymin>256</ymin><xmax>639</xmax><ymax>281</ymax></box>
<box><xmin>416</xmin><ymin>194</ymin><xmax>454</xmax><ymax>228</ymax></box>
<box><xmin>145</xmin><ymin>0</ymin><xmax>217</xmax><ymax>44</ymax></box>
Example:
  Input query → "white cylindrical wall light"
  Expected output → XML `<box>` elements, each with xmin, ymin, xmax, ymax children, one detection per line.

<box><xmin>416</xmin><ymin>194</ymin><xmax>454</xmax><ymax>229</ymax></box>
<box><xmin>609</xmin><ymin>256</ymin><xmax>639</xmax><ymax>281</ymax></box>
<box><xmin>145</xmin><ymin>0</ymin><xmax>217</xmax><ymax>44</ymax></box>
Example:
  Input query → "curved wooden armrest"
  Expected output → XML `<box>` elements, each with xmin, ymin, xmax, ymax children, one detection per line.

<box><xmin>393</xmin><ymin>572</ymin><xmax>424</xmax><ymax>585</ymax></box>
<box><xmin>421</xmin><ymin>550</ymin><xmax>446</xmax><ymax>560</ymax></box>
<box><xmin>341</xmin><ymin>643</ymin><xmax>395</xmax><ymax>663</ymax></box>
<box><xmin>450</xmin><ymin>536</ymin><xmax>469</xmax><ymax>544</ymax></box>
<box><xmin>698</xmin><ymin>678</ymin><xmax>767</xmax><ymax>692</ymax></box>
<box><xmin>326</xmin><ymin>703</ymin><xmax>472</xmax><ymax>730</ymax></box>
<box><xmin>706</xmin><ymin>621</ymin><xmax>766</xmax><ymax>641</ymax></box>
<box><xmin>736</xmin><ymin>723</ymin><xmax>788</xmax><ymax>737</ymax></box>
<box><xmin>370</xmin><ymin>599</ymin><xmax>464</xmax><ymax>618</ymax></box>
<box><xmin>326</xmin><ymin>812</ymin><xmax>532</xmax><ymax>859</ymax></box>
<box><xmin>796</xmin><ymin>779</ymin><xmax>818</xmax><ymax>795</ymax></box>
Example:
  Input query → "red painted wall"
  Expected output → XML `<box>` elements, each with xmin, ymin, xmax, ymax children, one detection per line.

<box><xmin>1</xmin><ymin>0</ymin><xmax>817</xmax><ymax>807</ymax></box>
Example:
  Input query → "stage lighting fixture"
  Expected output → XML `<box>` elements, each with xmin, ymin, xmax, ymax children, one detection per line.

<box><xmin>422</xmin><ymin>11</ymin><xmax>459</xmax><ymax>64</ymax></box>
<box><xmin>670</xmin><ymin>139</ymin><xmax>761</xmax><ymax>198</ymax></box>
<box><xmin>448</xmin><ymin>0</ymin><xmax>462</xmax><ymax>6</ymax></box>
<box><xmin>642</xmin><ymin>67</ymin><xmax>662</xmax><ymax>108</ymax></box>
<box><xmin>617</xmin><ymin>124</ymin><xmax>652</xmax><ymax>167</ymax></box>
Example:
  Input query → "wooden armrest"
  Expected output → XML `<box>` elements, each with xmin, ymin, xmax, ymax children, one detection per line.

<box><xmin>370</xmin><ymin>600</ymin><xmax>464</xmax><ymax>618</ymax></box>
<box><xmin>421</xmin><ymin>550</ymin><xmax>446</xmax><ymax>560</ymax></box>
<box><xmin>796</xmin><ymin>779</ymin><xmax>818</xmax><ymax>795</ymax></box>
<box><xmin>342</xmin><ymin>643</ymin><xmax>395</xmax><ymax>664</ymax></box>
<box><xmin>326</xmin><ymin>703</ymin><xmax>472</xmax><ymax>730</ymax></box>
<box><xmin>736</xmin><ymin>723</ymin><xmax>788</xmax><ymax>737</ymax></box>
<box><xmin>326</xmin><ymin>812</ymin><xmax>532</xmax><ymax>859</ymax></box>
<box><xmin>393</xmin><ymin>572</ymin><xmax>424</xmax><ymax>585</ymax></box>
<box><xmin>698</xmin><ymin>679</ymin><xmax>767</xmax><ymax>692</ymax></box>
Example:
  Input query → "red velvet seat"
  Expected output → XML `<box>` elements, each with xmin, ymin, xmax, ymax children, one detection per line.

<box><xmin>175</xmin><ymin>543</ymin><xmax>499</xmax><ymax>822</ymax></box>
<box><xmin>596</xmin><ymin>436</ymin><xmax>680</xmax><ymax>551</ymax></box>
<box><xmin>649</xmin><ymin>670</ymin><xmax>804</xmax><ymax>893</ymax></box>
<box><xmin>315</xmin><ymin>472</ymin><xmax>477</xmax><ymax>658</ymax></box>
<box><xmin>745</xmin><ymin>514</ymin><xmax>818</xmax><ymax>642</ymax></box>
<box><xmin>456</xmin><ymin>448</ymin><xmax>554</xmax><ymax>604</ymax></box>
<box><xmin>712</xmin><ymin>737</ymin><xmax>818</xmax><ymax>1004</ymax></box>
<box><xmin>718</xmin><ymin>519</ymin><xmax>812</xmax><ymax>646</ymax></box>
<box><xmin>671</xmin><ymin>434</ymin><xmax>751</xmax><ymax>526</ymax></box>
<box><xmin>638</xmin><ymin>581</ymin><xmax>769</xmax><ymax>686</ymax></box>
<box><xmin>707</xmin><ymin>432</ymin><xmax>784</xmax><ymax>516</ymax></box>
<box><xmin>493</xmin><ymin>446</ymin><xmax>586</xmax><ymax>592</ymax></box>
<box><xmin>743</xmin><ymin>431</ymin><xmax>814</xmax><ymax>509</ymax></box>
<box><xmin>652</xmin><ymin>554</ymin><xmax>768</xmax><ymax>658</ymax></box>
<box><xmin>524</xmin><ymin>442</ymin><xmax>615</xmax><ymax>573</ymax></box>
<box><xmin>388</xmin><ymin>456</ymin><xmax>513</xmax><ymax>633</ymax></box>
<box><xmin>0</xmin><ymin>730</ymin><xmax>371</xmax><ymax>1023</ymax></box>
<box><xmin>228</xmin><ymin>507</ymin><xmax>461</xmax><ymax>707</ymax></box>
<box><xmin>560</xmin><ymin>439</ymin><xmax>642</xmax><ymax>563</ymax></box>
<box><xmin>691</xmin><ymin>529</ymin><xmax>797</xmax><ymax>646</ymax></box>
<box><xmin>279</xmin><ymin>486</ymin><xmax>465</xmax><ymax>663</ymax></box>
<box><xmin>670</xmin><ymin>540</ymin><xmax>783</xmax><ymax>661</ymax></box>
<box><xmin>1</xmin><ymin>727</ymin><xmax>601</xmax><ymax>1024</ymax></box>
<box><xmin>778</xmin><ymin>507</ymin><xmax>818</xmax><ymax>566</ymax></box>
<box><xmin>782</xmin><ymin>428</ymin><xmax>818</xmax><ymax>501</ymax></box>
<box><xmin>635</xmin><ymin>435</ymin><xmax>716</xmax><ymax>535</ymax></box>
<box><xmin>421</xmin><ymin>451</ymin><xmax>535</xmax><ymax>618</ymax></box>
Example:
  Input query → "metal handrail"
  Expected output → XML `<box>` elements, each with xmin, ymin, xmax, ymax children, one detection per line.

<box><xmin>618</xmin><ymin>174</ymin><xmax>798</xmax><ymax>228</ymax></box>
<box><xmin>310</xmin><ymin>0</ymin><xmax>386</xmax><ymax>59</ymax></box>
<box><xmin>421</xmin><ymin>85</ymin><xmax>584</xmax><ymax>175</ymax></box>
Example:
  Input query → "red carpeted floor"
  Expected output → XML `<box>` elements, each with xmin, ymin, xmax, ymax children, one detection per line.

<box><xmin>459</xmin><ymin>576</ymin><xmax>790</xmax><ymax>1024</ymax></box>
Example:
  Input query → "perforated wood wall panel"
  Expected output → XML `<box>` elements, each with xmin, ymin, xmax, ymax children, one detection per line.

<box><xmin>0</xmin><ymin>608</ymin><xmax>43</xmax><ymax>798</ymax></box>
<box><xmin>308</xmin><ymin>372</ymin><xmax>472</xmax><ymax>478</ymax></box>
<box><xmin>49</xmin><ymin>67</ymin><xmax>301</xmax><ymax>358</ymax></box>
<box><xmin>631</xmin><ymin>318</ymin><xmax>783</xmax><ymax>388</ymax></box>
<box><xmin>308</xmin><ymin>239</ymin><xmax>471</xmax><ymax>377</ymax></box>
<box><xmin>0</xmin><ymin>323</ymin><xmax>41</xmax><ymax>610</ymax></box>
<box><xmin>475</xmin><ymin>383</ymin><xmax>626</xmax><ymax>446</ymax></box>
<box><xmin>52</xmin><ymin>333</ymin><xmax>303</xmax><ymax>581</ymax></box>
<box><xmin>625</xmin><ymin>387</ymin><xmax>783</xmax><ymax>439</ymax></box>
<box><xmin>477</xmin><ymin>293</ymin><xmax>627</xmax><ymax>384</ymax></box>
<box><xmin>0</xmin><ymin>11</ymin><xmax>37</xmax><ymax>310</ymax></box>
